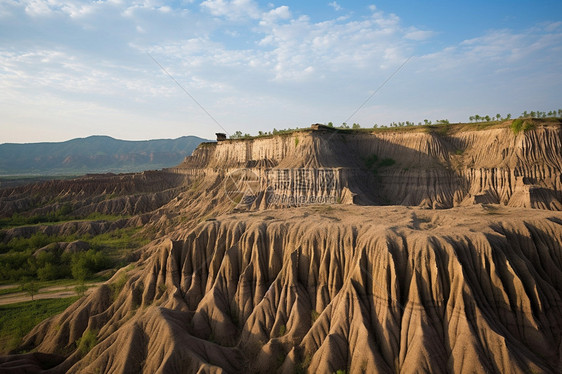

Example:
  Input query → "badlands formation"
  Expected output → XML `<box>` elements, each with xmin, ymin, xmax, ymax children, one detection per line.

<box><xmin>0</xmin><ymin>120</ymin><xmax>562</xmax><ymax>373</ymax></box>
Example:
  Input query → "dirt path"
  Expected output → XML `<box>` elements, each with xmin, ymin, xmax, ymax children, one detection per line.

<box><xmin>0</xmin><ymin>282</ymin><xmax>104</xmax><ymax>306</ymax></box>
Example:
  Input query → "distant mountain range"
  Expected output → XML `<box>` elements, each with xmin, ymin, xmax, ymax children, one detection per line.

<box><xmin>0</xmin><ymin>135</ymin><xmax>210</xmax><ymax>176</ymax></box>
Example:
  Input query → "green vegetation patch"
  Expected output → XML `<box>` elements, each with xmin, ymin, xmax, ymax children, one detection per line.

<box><xmin>364</xmin><ymin>154</ymin><xmax>378</xmax><ymax>169</ymax></box>
<box><xmin>0</xmin><ymin>204</ymin><xmax>73</xmax><ymax>229</ymax></box>
<box><xmin>0</xmin><ymin>286</ymin><xmax>21</xmax><ymax>296</ymax></box>
<box><xmin>109</xmin><ymin>271</ymin><xmax>129</xmax><ymax>301</ymax></box>
<box><xmin>0</xmin><ymin>296</ymin><xmax>79</xmax><ymax>354</ymax></box>
<box><xmin>363</xmin><ymin>154</ymin><xmax>396</xmax><ymax>175</ymax></box>
<box><xmin>77</xmin><ymin>328</ymin><xmax>98</xmax><ymax>355</ymax></box>
<box><xmin>510</xmin><ymin>119</ymin><xmax>536</xmax><ymax>134</ymax></box>
<box><xmin>0</xmin><ymin>226</ymin><xmax>147</xmax><ymax>283</ymax></box>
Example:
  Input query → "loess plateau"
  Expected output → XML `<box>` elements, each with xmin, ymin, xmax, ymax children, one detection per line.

<box><xmin>0</xmin><ymin>120</ymin><xmax>561</xmax><ymax>373</ymax></box>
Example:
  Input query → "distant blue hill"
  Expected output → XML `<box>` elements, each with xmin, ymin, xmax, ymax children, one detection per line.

<box><xmin>0</xmin><ymin>135</ymin><xmax>210</xmax><ymax>176</ymax></box>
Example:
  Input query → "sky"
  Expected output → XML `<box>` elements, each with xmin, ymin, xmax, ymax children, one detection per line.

<box><xmin>1</xmin><ymin>0</ymin><xmax>561</xmax><ymax>143</ymax></box>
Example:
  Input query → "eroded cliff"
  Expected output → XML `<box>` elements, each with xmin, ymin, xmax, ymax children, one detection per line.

<box><xmin>11</xmin><ymin>206</ymin><xmax>562</xmax><ymax>373</ymax></box>
<box><xmin>169</xmin><ymin>120</ymin><xmax>562</xmax><ymax>211</ymax></box>
<box><xmin>1</xmin><ymin>120</ymin><xmax>562</xmax><ymax>374</ymax></box>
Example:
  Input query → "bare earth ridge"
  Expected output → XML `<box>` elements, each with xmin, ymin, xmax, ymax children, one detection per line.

<box><xmin>0</xmin><ymin>121</ymin><xmax>561</xmax><ymax>373</ymax></box>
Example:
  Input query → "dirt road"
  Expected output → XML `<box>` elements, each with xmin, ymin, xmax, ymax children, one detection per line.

<box><xmin>0</xmin><ymin>283</ymin><xmax>104</xmax><ymax>306</ymax></box>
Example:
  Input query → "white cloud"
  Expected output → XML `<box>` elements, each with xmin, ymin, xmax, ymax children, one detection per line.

<box><xmin>423</xmin><ymin>25</ymin><xmax>562</xmax><ymax>72</ymax></box>
<box><xmin>200</xmin><ymin>0</ymin><xmax>260</xmax><ymax>20</ymax></box>
<box><xmin>404</xmin><ymin>28</ymin><xmax>436</xmax><ymax>41</ymax></box>
<box><xmin>255</xmin><ymin>11</ymin><xmax>417</xmax><ymax>81</ymax></box>
<box><xmin>328</xmin><ymin>2</ymin><xmax>341</xmax><ymax>11</ymax></box>
<box><xmin>19</xmin><ymin>0</ymin><xmax>100</xmax><ymax>18</ymax></box>
<box><xmin>24</xmin><ymin>0</ymin><xmax>53</xmax><ymax>17</ymax></box>
<box><xmin>0</xmin><ymin>48</ymin><xmax>172</xmax><ymax>99</ymax></box>
<box><xmin>543</xmin><ymin>21</ymin><xmax>562</xmax><ymax>32</ymax></box>
<box><xmin>259</xmin><ymin>5</ymin><xmax>290</xmax><ymax>26</ymax></box>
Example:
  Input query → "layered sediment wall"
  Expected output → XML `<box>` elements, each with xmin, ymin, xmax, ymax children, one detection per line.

<box><xmin>170</xmin><ymin>122</ymin><xmax>562</xmax><ymax>210</ymax></box>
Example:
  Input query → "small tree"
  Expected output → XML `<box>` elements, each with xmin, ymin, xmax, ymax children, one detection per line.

<box><xmin>469</xmin><ymin>116</ymin><xmax>475</xmax><ymax>122</ymax></box>
<box><xmin>230</xmin><ymin>131</ymin><xmax>243</xmax><ymax>139</ymax></box>
<box><xmin>22</xmin><ymin>280</ymin><xmax>39</xmax><ymax>301</ymax></box>
<box><xmin>506</xmin><ymin>113</ymin><xmax>512</xmax><ymax>120</ymax></box>
<box><xmin>352</xmin><ymin>123</ymin><xmax>361</xmax><ymax>129</ymax></box>
<box><xmin>496</xmin><ymin>114</ymin><xmax>501</xmax><ymax>121</ymax></box>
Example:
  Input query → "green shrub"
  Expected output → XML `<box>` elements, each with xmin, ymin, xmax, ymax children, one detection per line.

<box><xmin>77</xmin><ymin>329</ymin><xmax>98</xmax><ymax>355</ymax></box>
<box><xmin>379</xmin><ymin>158</ymin><xmax>396</xmax><ymax>167</ymax></box>
<box><xmin>71</xmin><ymin>250</ymin><xmax>110</xmax><ymax>282</ymax></box>
<box><xmin>37</xmin><ymin>262</ymin><xmax>62</xmax><ymax>281</ymax></box>
<box><xmin>511</xmin><ymin>119</ymin><xmax>535</xmax><ymax>134</ymax></box>
<box><xmin>364</xmin><ymin>154</ymin><xmax>378</xmax><ymax>169</ymax></box>
<box><xmin>511</xmin><ymin>119</ymin><xmax>524</xmax><ymax>134</ymax></box>
<box><xmin>311</xmin><ymin>310</ymin><xmax>320</xmax><ymax>323</ymax></box>
<box><xmin>109</xmin><ymin>271</ymin><xmax>129</xmax><ymax>300</ymax></box>
<box><xmin>363</xmin><ymin>154</ymin><xmax>396</xmax><ymax>175</ymax></box>
<box><xmin>278</xmin><ymin>324</ymin><xmax>286</xmax><ymax>337</ymax></box>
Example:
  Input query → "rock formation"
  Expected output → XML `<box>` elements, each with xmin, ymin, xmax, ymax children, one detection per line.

<box><xmin>0</xmin><ymin>120</ymin><xmax>561</xmax><ymax>373</ymax></box>
<box><xmin>166</xmin><ymin>120</ymin><xmax>561</xmax><ymax>212</ymax></box>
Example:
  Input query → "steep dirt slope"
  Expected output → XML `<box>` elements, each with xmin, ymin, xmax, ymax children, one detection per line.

<box><xmin>167</xmin><ymin>121</ymin><xmax>562</xmax><ymax>211</ymax></box>
<box><xmin>6</xmin><ymin>206</ymin><xmax>562</xmax><ymax>373</ymax></box>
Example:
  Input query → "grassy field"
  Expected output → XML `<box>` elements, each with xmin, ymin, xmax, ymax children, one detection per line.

<box><xmin>0</xmin><ymin>297</ymin><xmax>78</xmax><ymax>354</ymax></box>
<box><xmin>0</xmin><ymin>286</ymin><xmax>21</xmax><ymax>295</ymax></box>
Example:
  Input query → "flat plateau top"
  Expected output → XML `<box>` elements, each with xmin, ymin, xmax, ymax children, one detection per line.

<box><xmin>213</xmin><ymin>204</ymin><xmax>562</xmax><ymax>236</ymax></box>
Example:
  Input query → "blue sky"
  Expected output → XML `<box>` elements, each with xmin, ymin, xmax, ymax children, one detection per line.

<box><xmin>1</xmin><ymin>0</ymin><xmax>561</xmax><ymax>143</ymax></box>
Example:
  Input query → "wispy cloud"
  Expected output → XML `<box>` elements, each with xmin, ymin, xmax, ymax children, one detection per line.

<box><xmin>200</xmin><ymin>0</ymin><xmax>260</xmax><ymax>20</ymax></box>
<box><xmin>328</xmin><ymin>1</ymin><xmax>341</xmax><ymax>11</ymax></box>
